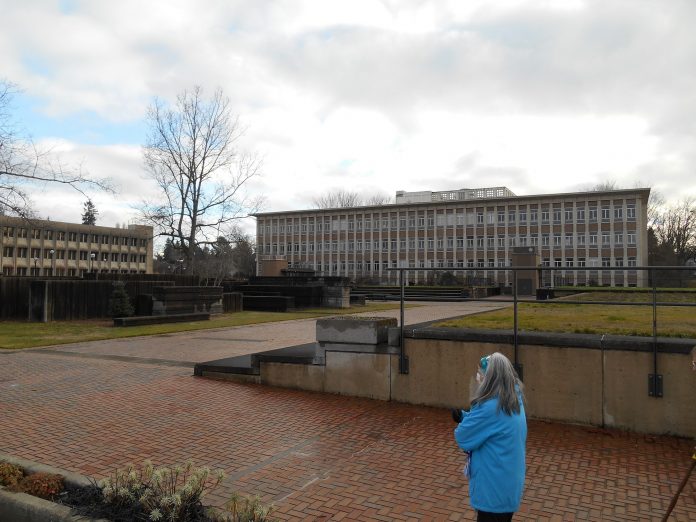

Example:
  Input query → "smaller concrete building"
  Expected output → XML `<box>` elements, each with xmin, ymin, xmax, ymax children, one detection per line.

<box><xmin>0</xmin><ymin>216</ymin><xmax>154</xmax><ymax>276</ymax></box>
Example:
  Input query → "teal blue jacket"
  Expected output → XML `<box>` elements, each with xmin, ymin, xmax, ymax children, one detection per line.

<box><xmin>454</xmin><ymin>395</ymin><xmax>527</xmax><ymax>513</ymax></box>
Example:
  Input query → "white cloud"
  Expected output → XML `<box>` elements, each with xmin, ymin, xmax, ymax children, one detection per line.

<box><xmin>1</xmin><ymin>0</ymin><xmax>695</xmax><ymax>231</ymax></box>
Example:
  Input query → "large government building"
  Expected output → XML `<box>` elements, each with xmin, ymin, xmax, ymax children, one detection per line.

<box><xmin>254</xmin><ymin>186</ymin><xmax>650</xmax><ymax>286</ymax></box>
<box><xmin>0</xmin><ymin>216</ymin><xmax>154</xmax><ymax>276</ymax></box>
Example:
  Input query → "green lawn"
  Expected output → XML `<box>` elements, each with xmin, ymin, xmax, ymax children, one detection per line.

<box><xmin>557</xmin><ymin>290</ymin><xmax>696</xmax><ymax>304</ymax></box>
<box><xmin>436</xmin><ymin>298</ymin><xmax>696</xmax><ymax>338</ymax></box>
<box><xmin>0</xmin><ymin>303</ymin><xmax>408</xmax><ymax>350</ymax></box>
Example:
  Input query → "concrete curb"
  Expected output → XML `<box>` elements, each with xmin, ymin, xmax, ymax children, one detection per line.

<box><xmin>0</xmin><ymin>487</ymin><xmax>90</xmax><ymax>522</ymax></box>
<box><xmin>0</xmin><ymin>454</ymin><xmax>107</xmax><ymax>522</ymax></box>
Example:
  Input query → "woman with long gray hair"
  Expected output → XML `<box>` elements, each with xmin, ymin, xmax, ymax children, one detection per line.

<box><xmin>453</xmin><ymin>352</ymin><xmax>527</xmax><ymax>522</ymax></box>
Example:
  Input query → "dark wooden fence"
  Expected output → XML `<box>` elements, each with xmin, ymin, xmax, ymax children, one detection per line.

<box><xmin>2</xmin><ymin>276</ymin><xmax>177</xmax><ymax>321</ymax></box>
<box><xmin>222</xmin><ymin>292</ymin><xmax>243</xmax><ymax>313</ymax></box>
<box><xmin>0</xmin><ymin>277</ymin><xmax>32</xmax><ymax>320</ymax></box>
<box><xmin>83</xmin><ymin>273</ymin><xmax>200</xmax><ymax>285</ymax></box>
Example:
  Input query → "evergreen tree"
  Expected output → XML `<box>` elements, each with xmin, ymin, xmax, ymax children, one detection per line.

<box><xmin>108</xmin><ymin>282</ymin><xmax>134</xmax><ymax>318</ymax></box>
<box><xmin>82</xmin><ymin>199</ymin><xmax>98</xmax><ymax>225</ymax></box>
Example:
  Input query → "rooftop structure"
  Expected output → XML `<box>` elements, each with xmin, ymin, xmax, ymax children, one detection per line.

<box><xmin>396</xmin><ymin>186</ymin><xmax>517</xmax><ymax>204</ymax></box>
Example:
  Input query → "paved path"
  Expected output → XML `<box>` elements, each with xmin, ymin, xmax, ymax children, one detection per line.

<box><xmin>32</xmin><ymin>301</ymin><xmax>505</xmax><ymax>365</ymax></box>
<box><xmin>1</xmin><ymin>303</ymin><xmax>694</xmax><ymax>521</ymax></box>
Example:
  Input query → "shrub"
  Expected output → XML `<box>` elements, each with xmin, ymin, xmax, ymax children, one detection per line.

<box><xmin>15</xmin><ymin>472</ymin><xmax>64</xmax><ymax>500</ymax></box>
<box><xmin>57</xmin><ymin>460</ymin><xmax>276</xmax><ymax>522</ymax></box>
<box><xmin>108</xmin><ymin>281</ymin><xmax>134</xmax><ymax>318</ymax></box>
<box><xmin>100</xmin><ymin>460</ymin><xmax>224</xmax><ymax>521</ymax></box>
<box><xmin>0</xmin><ymin>461</ymin><xmax>25</xmax><ymax>488</ymax></box>
<box><xmin>224</xmin><ymin>493</ymin><xmax>276</xmax><ymax>521</ymax></box>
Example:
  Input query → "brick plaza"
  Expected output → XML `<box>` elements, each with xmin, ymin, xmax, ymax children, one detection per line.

<box><xmin>0</xmin><ymin>306</ymin><xmax>694</xmax><ymax>521</ymax></box>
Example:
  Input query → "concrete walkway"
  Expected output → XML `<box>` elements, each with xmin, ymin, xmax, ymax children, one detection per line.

<box><xmin>1</xmin><ymin>303</ymin><xmax>694</xmax><ymax>521</ymax></box>
<box><xmin>31</xmin><ymin>301</ymin><xmax>505</xmax><ymax>365</ymax></box>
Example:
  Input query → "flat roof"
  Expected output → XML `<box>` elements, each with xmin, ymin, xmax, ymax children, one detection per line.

<box><xmin>0</xmin><ymin>215</ymin><xmax>153</xmax><ymax>235</ymax></box>
<box><xmin>253</xmin><ymin>187</ymin><xmax>651</xmax><ymax>218</ymax></box>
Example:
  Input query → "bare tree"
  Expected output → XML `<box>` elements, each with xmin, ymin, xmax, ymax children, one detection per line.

<box><xmin>646</xmin><ymin>189</ymin><xmax>665</xmax><ymax>228</ymax></box>
<box><xmin>651</xmin><ymin>197</ymin><xmax>696</xmax><ymax>264</ymax></box>
<box><xmin>312</xmin><ymin>189</ymin><xmax>362</xmax><ymax>208</ymax></box>
<box><xmin>0</xmin><ymin>80</ymin><xmax>111</xmax><ymax>217</ymax></box>
<box><xmin>591</xmin><ymin>180</ymin><xmax>619</xmax><ymax>191</ymax></box>
<box><xmin>139</xmin><ymin>86</ymin><xmax>263</xmax><ymax>272</ymax></box>
<box><xmin>363</xmin><ymin>192</ymin><xmax>393</xmax><ymax>205</ymax></box>
<box><xmin>312</xmin><ymin>189</ymin><xmax>392</xmax><ymax>208</ymax></box>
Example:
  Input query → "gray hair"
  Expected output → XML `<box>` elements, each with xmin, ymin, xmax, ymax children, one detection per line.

<box><xmin>471</xmin><ymin>352</ymin><xmax>524</xmax><ymax>415</ymax></box>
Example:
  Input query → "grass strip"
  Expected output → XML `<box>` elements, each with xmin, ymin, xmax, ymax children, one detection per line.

<box><xmin>0</xmin><ymin>303</ymin><xmax>410</xmax><ymax>350</ymax></box>
<box><xmin>556</xmin><ymin>290</ymin><xmax>696</xmax><ymax>304</ymax></box>
<box><xmin>435</xmin><ymin>302</ymin><xmax>696</xmax><ymax>338</ymax></box>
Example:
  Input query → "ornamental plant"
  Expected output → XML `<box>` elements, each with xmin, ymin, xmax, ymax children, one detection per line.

<box><xmin>58</xmin><ymin>460</ymin><xmax>276</xmax><ymax>521</ymax></box>
<box><xmin>0</xmin><ymin>461</ymin><xmax>24</xmax><ymax>488</ymax></box>
<box><xmin>224</xmin><ymin>493</ymin><xmax>276</xmax><ymax>521</ymax></box>
<box><xmin>15</xmin><ymin>472</ymin><xmax>64</xmax><ymax>500</ymax></box>
<box><xmin>100</xmin><ymin>460</ymin><xmax>225</xmax><ymax>521</ymax></box>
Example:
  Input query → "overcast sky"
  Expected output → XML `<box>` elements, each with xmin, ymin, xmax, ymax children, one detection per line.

<box><xmin>2</xmin><ymin>0</ymin><xmax>695</xmax><ymax>241</ymax></box>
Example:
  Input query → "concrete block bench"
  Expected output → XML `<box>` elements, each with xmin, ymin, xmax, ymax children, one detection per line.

<box><xmin>113</xmin><ymin>312</ymin><xmax>210</xmax><ymax>327</ymax></box>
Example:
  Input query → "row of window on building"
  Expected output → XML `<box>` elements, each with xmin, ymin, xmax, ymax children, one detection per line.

<box><xmin>301</xmin><ymin>255</ymin><xmax>638</xmax><ymax>273</ymax></box>
<box><xmin>262</xmin><ymin>231</ymin><xmax>638</xmax><ymax>255</ymax></box>
<box><xmin>1</xmin><ymin>267</ymin><xmax>146</xmax><ymax>276</ymax></box>
<box><xmin>1</xmin><ymin>247</ymin><xmax>147</xmax><ymax>264</ymax></box>
<box><xmin>1</xmin><ymin>226</ymin><xmax>147</xmax><ymax>247</ymax></box>
<box><xmin>260</xmin><ymin>205</ymin><xmax>638</xmax><ymax>235</ymax></box>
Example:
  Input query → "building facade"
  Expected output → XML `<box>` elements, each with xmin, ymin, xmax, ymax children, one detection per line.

<box><xmin>0</xmin><ymin>216</ymin><xmax>154</xmax><ymax>276</ymax></box>
<box><xmin>254</xmin><ymin>187</ymin><xmax>650</xmax><ymax>287</ymax></box>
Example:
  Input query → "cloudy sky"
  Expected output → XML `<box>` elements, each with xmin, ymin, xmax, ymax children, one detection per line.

<box><xmin>1</xmin><ymin>0</ymin><xmax>695</xmax><ymax>239</ymax></box>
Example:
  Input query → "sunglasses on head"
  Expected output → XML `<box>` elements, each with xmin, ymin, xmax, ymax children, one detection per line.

<box><xmin>480</xmin><ymin>355</ymin><xmax>491</xmax><ymax>374</ymax></box>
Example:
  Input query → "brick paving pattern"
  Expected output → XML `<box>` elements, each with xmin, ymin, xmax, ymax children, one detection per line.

<box><xmin>1</xmin><ymin>349</ymin><xmax>694</xmax><ymax>521</ymax></box>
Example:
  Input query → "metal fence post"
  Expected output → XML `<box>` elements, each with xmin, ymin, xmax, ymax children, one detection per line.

<box><xmin>399</xmin><ymin>268</ymin><xmax>408</xmax><ymax>374</ymax></box>
<box><xmin>513</xmin><ymin>269</ymin><xmax>523</xmax><ymax>380</ymax></box>
<box><xmin>649</xmin><ymin>268</ymin><xmax>663</xmax><ymax>397</ymax></box>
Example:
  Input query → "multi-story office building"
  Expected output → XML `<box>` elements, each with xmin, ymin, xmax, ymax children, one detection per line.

<box><xmin>0</xmin><ymin>216</ymin><xmax>153</xmax><ymax>276</ymax></box>
<box><xmin>254</xmin><ymin>187</ymin><xmax>650</xmax><ymax>286</ymax></box>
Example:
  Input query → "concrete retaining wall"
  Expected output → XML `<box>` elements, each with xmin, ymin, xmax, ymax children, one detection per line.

<box><xmin>256</xmin><ymin>328</ymin><xmax>696</xmax><ymax>437</ymax></box>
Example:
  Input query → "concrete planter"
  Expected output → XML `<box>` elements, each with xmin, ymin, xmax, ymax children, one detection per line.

<box><xmin>314</xmin><ymin>317</ymin><xmax>398</xmax><ymax>365</ymax></box>
<box><xmin>316</xmin><ymin>316</ymin><xmax>397</xmax><ymax>345</ymax></box>
<box><xmin>0</xmin><ymin>454</ymin><xmax>106</xmax><ymax>522</ymax></box>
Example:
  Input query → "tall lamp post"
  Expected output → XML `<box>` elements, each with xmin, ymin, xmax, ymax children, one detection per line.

<box><xmin>49</xmin><ymin>249</ymin><xmax>55</xmax><ymax>277</ymax></box>
<box><xmin>33</xmin><ymin>256</ymin><xmax>39</xmax><ymax>276</ymax></box>
<box><xmin>90</xmin><ymin>252</ymin><xmax>96</xmax><ymax>276</ymax></box>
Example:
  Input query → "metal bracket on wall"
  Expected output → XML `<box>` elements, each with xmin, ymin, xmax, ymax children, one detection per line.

<box><xmin>399</xmin><ymin>356</ymin><xmax>409</xmax><ymax>374</ymax></box>
<box><xmin>648</xmin><ymin>374</ymin><xmax>663</xmax><ymax>398</ymax></box>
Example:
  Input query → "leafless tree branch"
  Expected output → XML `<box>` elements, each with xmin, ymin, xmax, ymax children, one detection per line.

<box><xmin>312</xmin><ymin>189</ymin><xmax>392</xmax><ymax>209</ymax></box>
<box><xmin>0</xmin><ymin>79</ymin><xmax>113</xmax><ymax>218</ymax></box>
<box><xmin>139</xmin><ymin>86</ymin><xmax>263</xmax><ymax>272</ymax></box>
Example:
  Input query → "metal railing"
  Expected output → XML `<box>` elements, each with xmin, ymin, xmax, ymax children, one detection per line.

<box><xmin>387</xmin><ymin>266</ymin><xmax>696</xmax><ymax>398</ymax></box>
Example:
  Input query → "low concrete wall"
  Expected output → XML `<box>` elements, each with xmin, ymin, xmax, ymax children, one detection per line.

<box><xmin>262</xmin><ymin>352</ymin><xmax>392</xmax><ymax>400</ymax></box>
<box><xmin>316</xmin><ymin>317</ymin><xmax>396</xmax><ymax>344</ymax></box>
<box><xmin>254</xmin><ymin>326</ymin><xmax>695</xmax><ymax>437</ymax></box>
<box><xmin>391</xmin><ymin>330</ymin><xmax>695</xmax><ymax>437</ymax></box>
